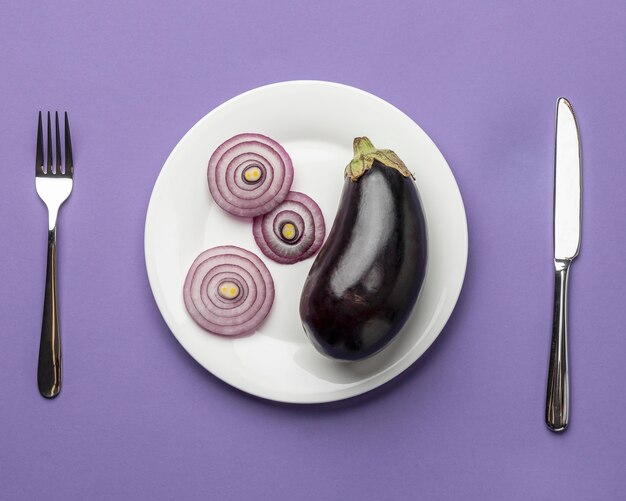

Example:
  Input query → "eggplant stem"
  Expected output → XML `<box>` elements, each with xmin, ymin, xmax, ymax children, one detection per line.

<box><xmin>345</xmin><ymin>137</ymin><xmax>413</xmax><ymax>181</ymax></box>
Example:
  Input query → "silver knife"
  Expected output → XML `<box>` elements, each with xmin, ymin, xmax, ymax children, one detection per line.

<box><xmin>546</xmin><ymin>97</ymin><xmax>582</xmax><ymax>432</ymax></box>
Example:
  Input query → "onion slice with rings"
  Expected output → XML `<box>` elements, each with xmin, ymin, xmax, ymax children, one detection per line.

<box><xmin>183</xmin><ymin>245</ymin><xmax>274</xmax><ymax>336</ymax></box>
<box><xmin>207</xmin><ymin>133</ymin><xmax>294</xmax><ymax>217</ymax></box>
<box><xmin>252</xmin><ymin>191</ymin><xmax>326</xmax><ymax>264</ymax></box>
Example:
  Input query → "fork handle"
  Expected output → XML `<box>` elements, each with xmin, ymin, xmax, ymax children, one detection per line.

<box><xmin>546</xmin><ymin>259</ymin><xmax>570</xmax><ymax>432</ymax></box>
<box><xmin>38</xmin><ymin>228</ymin><xmax>61</xmax><ymax>398</ymax></box>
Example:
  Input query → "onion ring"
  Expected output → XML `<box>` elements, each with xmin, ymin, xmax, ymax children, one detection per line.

<box><xmin>208</xmin><ymin>133</ymin><xmax>294</xmax><ymax>217</ymax></box>
<box><xmin>252</xmin><ymin>191</ymin><xmax>326</xmax><ymax>264</ymax></box>
<box><xmin>183</xmin><ymin>246</ymin><xmax>274</xmax><ymax>336</ymax></box>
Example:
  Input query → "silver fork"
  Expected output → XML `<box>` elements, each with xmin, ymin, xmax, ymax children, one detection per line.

<box><xmin>35</xmin><ymin>111</ymin><xmax>73</xmax><ymax>398</ymax></box>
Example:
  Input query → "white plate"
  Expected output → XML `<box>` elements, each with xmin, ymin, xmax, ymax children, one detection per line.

<box><xmin>145</xmin><ymin>81</ymin><xmax>468</xmax><ymax>403</ymax></box>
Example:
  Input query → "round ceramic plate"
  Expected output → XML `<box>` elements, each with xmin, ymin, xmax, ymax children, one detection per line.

<box><xmin>145</xmin><ymin>81</ymin><xmax>468</xmax><ymax>403</ymax></box>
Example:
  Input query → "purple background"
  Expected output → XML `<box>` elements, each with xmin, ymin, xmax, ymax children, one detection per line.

<box><xmin>1</xmin><ymin>1</ymin><xmax>624</xmax><ymax>499</ymax></box>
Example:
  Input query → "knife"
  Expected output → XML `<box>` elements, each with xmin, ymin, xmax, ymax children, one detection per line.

<box><xmin>546</xmin><ymin>97</ymin><xmax>582</xmax><ymax>432</ymax></box>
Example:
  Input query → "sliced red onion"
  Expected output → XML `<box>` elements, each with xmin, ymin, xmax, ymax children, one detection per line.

<box><xmin>252</xmin><ymin>191</ymin><xmax>325</xmax><ymax>264</ymax></box>
<box><xmin>183</xmin><ymin>246</ymin><xmax>274</xmax><ymax>336</ymax></box>
<box><xmin>207</xmin><ymin>133</ymin><xmax>294</xmax><ymax>217</ymax></box>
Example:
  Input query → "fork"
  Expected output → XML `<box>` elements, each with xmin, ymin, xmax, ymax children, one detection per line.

<box><xmin>35</xmin><ymin>111</ymin><xmax>73</xmax><ymax>398</ymax></box>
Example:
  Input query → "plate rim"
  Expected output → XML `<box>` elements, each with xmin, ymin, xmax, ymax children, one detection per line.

<box><xmin>144</xmin><ymin>79</ymin><xmax>468</xmax><ymax>404</ymax></box>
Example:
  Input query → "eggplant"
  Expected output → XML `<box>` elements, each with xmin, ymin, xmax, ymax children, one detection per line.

<box><xmin>299</xmin><ymin>137</ymin><xmax>427</xmax><ymax>360</ymax></box>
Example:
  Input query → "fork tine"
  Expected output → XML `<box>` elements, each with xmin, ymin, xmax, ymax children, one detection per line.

<box><xmin>36</xmin><ymin>112</ymin><xmax>43</xmax><ymax>174</ymax></box>
<box><xmin>64</xmin><ymin>112</ymin><xmax>73</xmax><ymax>176</ymax></box>
<box><xmin>46</xmin><ymin>112</ymin><xmax>53</xmax><ymax>173</ymax></box>
<box><xmin>55</xmin><ymin>112</ymin><xmax>62</xmax><ymax>175</ymax></box>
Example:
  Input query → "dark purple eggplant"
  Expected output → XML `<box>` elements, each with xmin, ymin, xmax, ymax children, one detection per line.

<box><xmin>299</xmin><ymin>137</ymin><xmax>427</xmax><ymax>360</ymax></box>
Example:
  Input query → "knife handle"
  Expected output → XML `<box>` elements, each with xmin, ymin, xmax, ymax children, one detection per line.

<box><xmin>546</xmin><ymin>259</ymin><xmax>570</xmax><ymax>432</ymax></box>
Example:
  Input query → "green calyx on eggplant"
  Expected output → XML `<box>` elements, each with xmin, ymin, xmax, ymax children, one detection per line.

<box><xmin>299</xmin><ymin>137</ymin><xmax>427</xmax><ymax>361</ymax></box>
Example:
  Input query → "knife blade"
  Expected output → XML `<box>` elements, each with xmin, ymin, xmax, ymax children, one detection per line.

<box><xmin>554</xmin><ymin>98</ymin><xmax>582</xmax><ymax>260</ymax></box>
<box><xmin>546</xmin><ymin>97</ymin><xmax>582</xmax><ymax>432</ymax></box>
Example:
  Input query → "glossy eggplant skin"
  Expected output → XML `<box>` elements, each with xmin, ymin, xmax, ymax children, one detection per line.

<box><xmin>300</xmin><ymin>160</ymin><xmax>427</xmax><ymax>360</ymax></box>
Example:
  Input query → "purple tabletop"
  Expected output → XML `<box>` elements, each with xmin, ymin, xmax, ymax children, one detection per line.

<box><xmin>1</xmin><ymin>1</ymin><xmax>625</xmax><ymax>499</ymax></box>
